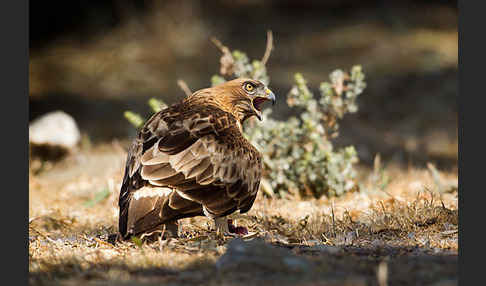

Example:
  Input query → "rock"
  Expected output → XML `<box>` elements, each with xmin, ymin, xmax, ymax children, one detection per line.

<box><xmin>308</xmin><ymin>244</ymin><xmax>340</xmax><ymax>255</ymax></box>
<box><xmin>29</xmin><ymin>111</ymin><xmax>81</xmax><ymax>160</ymax></box>
<box><xmin>216</xmin><ymin>238</ymin><xmax>313</xmax><ymax>273</ymax></box>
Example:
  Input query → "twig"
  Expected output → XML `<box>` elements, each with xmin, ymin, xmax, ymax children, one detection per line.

<box><xmin>382</xmin><ymin>189</ymin><xmax>405</xmax><ymax>202</ymax></box>
<box><xmin>261</xmin><ymin>30</ymin><xmax>273</xmax><ymax>66</ymax></box>
<box><xmin>210</xmin><ymin>36</ymin><xmax>235</xmax><ymax>77</ymax></box>
<box><xmin>260</xmin><ymin>178</ymin><xmax>274</xmax><ymax>197</ymax></box>
<box><xmin>441</xmin><ymin>229</ymin><xmax>458</xmax><ymax>236</ymax></box>
<box><xmin>94</xmin><ymin>237</ymin><xmax>115</xmax><ymax>248</ymax></box>
<box><xmin>177</xmin><ymin>79</ymin><xmax>192</xmax><ymax>97</ymax></box>
<box><xmin>379</xmin><ymin>201</ymin><xmax>387</xmax><ymax>215</ymax></box>
<box><xmin>379</xmin><ymin>200</ymin><xmax>389</xmax><ymax>224</ymax></box>
<box><xmin>302</xmin><ymin>236</ymin><xmax>309</xmax><ymax>246</ymax></box>
<box><xmin>210</xmin><ymin>37</ymin><xmax>230</xmax><ymax>54</ymax></box>
<box><xmin>427</xmin><ymin>162</ymin><xmax>444</xmax><ymax>193</ymax></box>
<box><xmin>29</xmin><ymin>225</ymin><xmax>56</xmax><ymax>243</ymax></box>
<box><xmin>159</xmin><ymin>224</ymin><xmax>166</xmax><ymax>252</ymax></box>
<box><xmin>373</xmin><ymin>153</ymin><xmax>381</xmax><ymax>177</ymax></box>
<box><xmin>428</xmin><ymin>188</ymin><xmax>434</xmax><ymax>206</ymax></box>
<box><xmin>29</xmin><ymin>216</ymin><xmax>40</xmax><ymax>224</ymax></box>
<box><xmin>331</xmin><ymin>200</ymin><xmax>336</xmax><ymax>238</ymax></box>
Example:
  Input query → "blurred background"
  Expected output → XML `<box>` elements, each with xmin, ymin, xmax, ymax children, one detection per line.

<box><xmin>29</xmin><ymin>0</ymin><xmax>457</xmax><ymax>169</ymax></box>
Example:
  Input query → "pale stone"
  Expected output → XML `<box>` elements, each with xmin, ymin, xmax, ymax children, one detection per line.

<box><xmin>29</xmin><ymin>110</ymin><xmax>81</xmax><ymax>150</ymax></box>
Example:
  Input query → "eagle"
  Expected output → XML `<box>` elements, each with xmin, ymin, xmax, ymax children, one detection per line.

<box><xmin>118</xmin><ymin>78</ymin><xmax>276</xmax><ymax>240</ymax></box>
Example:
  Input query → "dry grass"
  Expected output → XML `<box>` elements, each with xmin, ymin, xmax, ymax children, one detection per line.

<box><xmin>29</xmin><ymin>142</ymin><xmax>458</xmax><ymax>285</ymax></box>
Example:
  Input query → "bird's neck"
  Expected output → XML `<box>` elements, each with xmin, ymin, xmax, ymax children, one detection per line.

<box><xmin>184</xmin><ymin>89</ymin><xmax>251</xmax><ymax>124</ymax></box>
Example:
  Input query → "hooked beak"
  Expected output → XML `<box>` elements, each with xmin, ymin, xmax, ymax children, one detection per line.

<box><xmin>252</xmin><ymin>88</ymin><xmax>276</xmax><ymax>121</ymax></box>
<box><xmin>266</xmin><ymin>88</ymin><xmax>276</xmax><ymax>106</ymax></box>
<box><xmin>252</xmin><ymin>87</ymin><xmax>276</xmax><ymax>121</ymax></box>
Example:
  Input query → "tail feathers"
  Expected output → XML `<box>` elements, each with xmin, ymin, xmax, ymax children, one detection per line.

<box><xmin>126</xmin><ymin>188</ymin><xmax>168</xmax><ymax>237</ymax></box>
<box><xmin>119</xmin><ymin>186</ymin><xmax>203</xmax><ymax>240</ymax></box>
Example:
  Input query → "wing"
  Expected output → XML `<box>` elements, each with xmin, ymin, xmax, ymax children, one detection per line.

<box><xmin>118</xmin><ymin>103</ymin><xmax>262</xmax><ymax>238</ymax></box>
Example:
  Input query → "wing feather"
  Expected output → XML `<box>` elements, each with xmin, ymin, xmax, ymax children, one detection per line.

<box><xmin>143</xmin><ymin>113</ymin><xmax>260</xmax><ymax>210</ymax></box>
<box><xmin>196</xmin><ymin>165</ymin><xmax>215</xmax><ymax>185</ymax></box>
<box><xmin>140</xmin><ymin>163</ymin><xmax>177</xmax><ymax>180</ymax></box>
<box><xmin>186</xmin><ymin>157</ymin><xmax>211</xmax><ymax>179</ymax></box>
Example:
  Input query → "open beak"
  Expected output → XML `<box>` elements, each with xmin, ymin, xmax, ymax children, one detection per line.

<box><xmin>252</xmin><ymin>88</ymin><xmax>276</xmax><ymax>121</ymax></box>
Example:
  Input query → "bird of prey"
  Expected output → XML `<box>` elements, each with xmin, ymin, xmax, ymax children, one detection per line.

<box><xmin>118</xmin><ymin>78</ymin><xmax>276</xmax><ymax>240</ymax></box>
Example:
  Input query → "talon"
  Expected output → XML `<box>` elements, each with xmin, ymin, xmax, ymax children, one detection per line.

<box><xmin>234</xmin><ymin>226</ymin><xmax>248</xmax><ymax>235</ymax></box>
<box><xmin>228</xmin><ymin>219</ymin><xmax>235</xmax><ymax>233</ymax></box>
<box><xmin>227</xmin><ymin>219</ymin><xmax>248</xmax><ymax>236</ymax></box>
<box><xmin>214</xmin><ymin>217</ymin><xmax>249</xmax><ymax>237</ymax></box>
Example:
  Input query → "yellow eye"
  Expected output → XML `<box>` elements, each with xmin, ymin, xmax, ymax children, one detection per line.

<box><xmin>245</xmin><ymin>83</ymin><xmax>254</xmax><ymax>92</ymax></box>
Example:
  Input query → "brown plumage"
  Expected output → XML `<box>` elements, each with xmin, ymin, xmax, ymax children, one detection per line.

<box><xmin>118</xmin><ymin>78</ymin><xmax>276</xmax><ymax>239</ymax></box>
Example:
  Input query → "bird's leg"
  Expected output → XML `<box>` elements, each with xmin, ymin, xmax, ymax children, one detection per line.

<box><xmin>214</xmin><ymin>216</ymin><xmax>230</xmax><ymax>237</ymax></box>
<box><xmin>214</xmin><ymin>217</ymin><xmax>249</xmax><ymax>237</ymax></box>
<box><xmin>227</xmin><ymin>219</ymin><xmax>249</xmax><ymax>235</ymax></box>
<box><xmin>163</xmin><ymin>221</ymin><xmax>180</xmax><ymax>238</ymax></box>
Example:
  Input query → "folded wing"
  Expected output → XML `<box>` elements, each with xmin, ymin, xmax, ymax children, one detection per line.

<box><xmin>118</xmin><ymin>105</ymin><xmax>262</xmax><ymax>238</ymax></box>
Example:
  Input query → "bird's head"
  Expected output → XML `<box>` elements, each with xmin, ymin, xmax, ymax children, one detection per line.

<box><xmin>202</xmin><ymin>78</ymin><xmax>276</xmax><ymax>122</ymax></box>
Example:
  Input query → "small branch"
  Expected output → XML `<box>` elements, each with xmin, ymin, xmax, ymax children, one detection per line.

<box><xmin>382</xmin><ymin>189</ymin><xmax>405</xmax><ymax>202</ymax></box>
<box><xmin>331</xmin><ymin>200</ymin><xmax>336</xmax><ymax>238</ymax></box>
<box><xmin>210</xmin><ymin>37</ymin><xmax>230</xmax><ymax>54</ymax></box>
<box><xmin>210</xmin><ymin>36</ymin><xmax>236</xmax><ymax>77</ymax></box>
<box><xmin>427</xmin><ymin>162</ymin><xmax>444</xmax><ymax>193</ymax></box>
<box><xmin>94</xmin><ymin>237</ymin><xmax>115</xmax><ymax>248</ymax></box>
<box><xmin>177</xmin><ymin>79</ymin><xmax>192</xmax><ymax>97</ymax></box>
<box><xmin>29</xmin><ymin>225</ymin><xmax>56</xmax><ymax>243</ymax></box>
<box><xmin>261</xmin><ymin>30</ymin><xmax>273</xmax><ymax>66</ymax></box>
<box><xmin>29</xmin><ymin>216</ymin><xmax>40</xmax><ymax>224</ymax></box>
<box><xmin>158</xmin><ymin>224</ymin><xmax>166</xmax><ymax>252</ymax></box>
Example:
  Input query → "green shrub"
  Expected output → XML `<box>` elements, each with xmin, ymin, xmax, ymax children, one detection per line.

<box><xmin>125</xmin><ymin>37</ymin><xmax>366</xmax><ymax>199</ymax></box>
